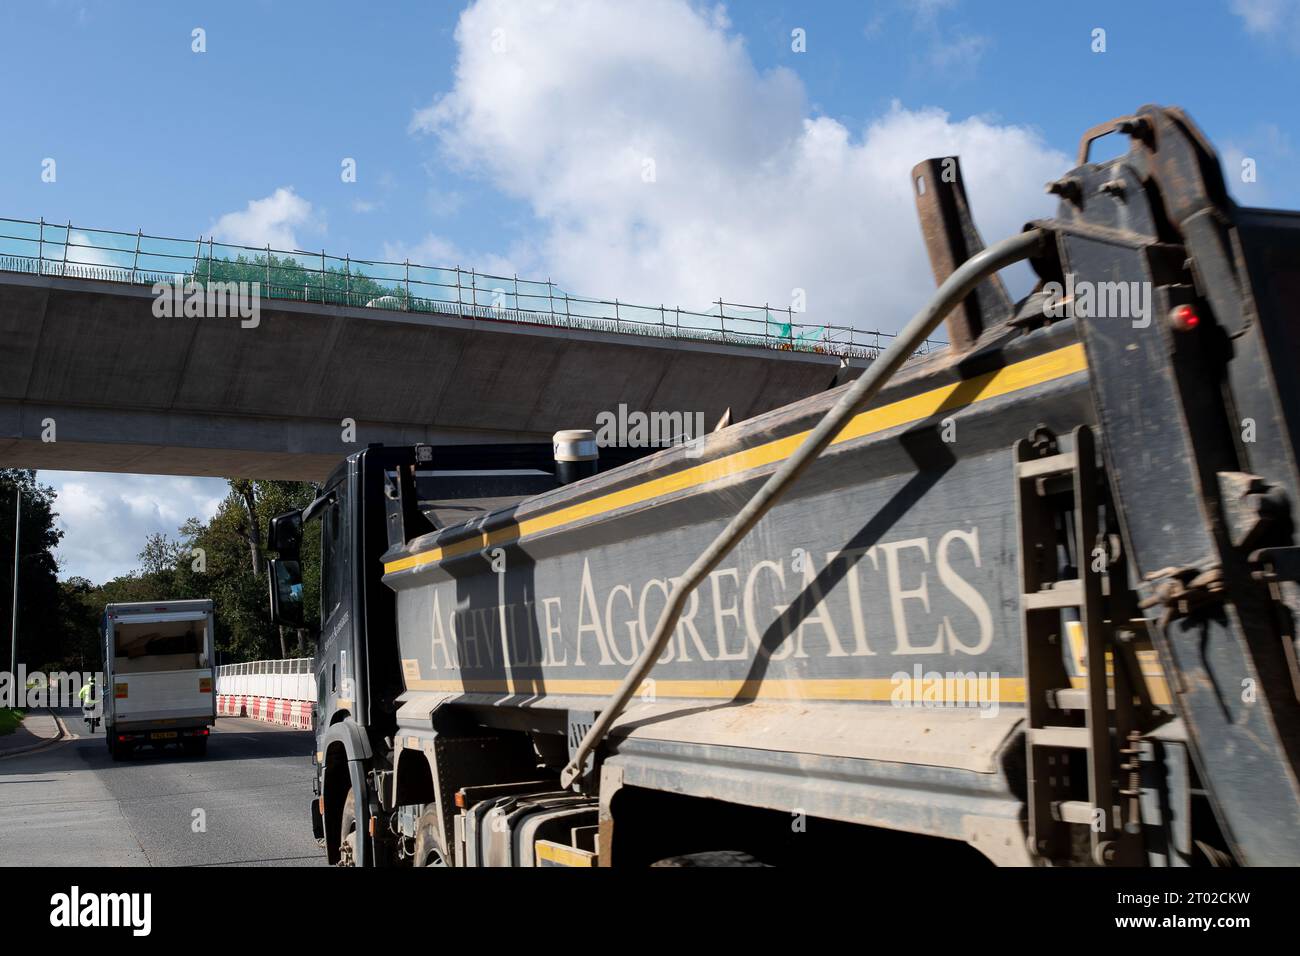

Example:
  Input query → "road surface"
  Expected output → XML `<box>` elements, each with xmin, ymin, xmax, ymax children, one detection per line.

<box><xmin>0</xmin><ymin>709</ymin><xmax>325</xmax><ymax>866</ymax></box>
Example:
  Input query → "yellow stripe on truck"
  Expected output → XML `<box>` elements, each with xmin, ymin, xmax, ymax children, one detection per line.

<box><xmin>535</xmin><ymin>841</ymin><xmax>596</xmax><ymax>867</ymax></box>
<box><xmin>1065</xmin><ymin>620</ymin><xmax>1171</xmax><ymax>708</ymax></box>
<box><xmin>385</xmin><ymin>343</ymin><xmax>1088</xmax><ymax>575</ymax></box>
<box><xmin>405</xmin><ymin>675</ymin><xmax>1028</xmax><ymax>703</ymax></box>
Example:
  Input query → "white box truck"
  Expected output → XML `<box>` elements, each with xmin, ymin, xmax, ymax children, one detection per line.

<box><xmin>102</xmin><ymin>600</ymin><xmax>216</xmax><ymax>759</ymax></box>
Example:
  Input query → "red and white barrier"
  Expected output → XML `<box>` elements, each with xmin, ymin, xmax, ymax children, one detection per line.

<box><xmin>215</xmin><ymin>659</ymin><xmax>315</xmax><ymax>730</ymax></box>
<box><xmin>217</xmin><ymin>694</ymin><xmax>313</xmax><ymax>729</ymax></box>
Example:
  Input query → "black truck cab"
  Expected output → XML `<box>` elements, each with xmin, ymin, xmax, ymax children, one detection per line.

<box><xmin>269</xmin><ymin>447</ymin><xmax>407</xmax><ymax>864</ymax></box>
<box><xmin>267</xmin><ymin>441</ymin><xmax>614</xmax><ymax>864</ymax></box>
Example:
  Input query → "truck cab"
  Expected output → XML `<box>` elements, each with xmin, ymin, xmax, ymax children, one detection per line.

<box><xmin>266</xmin><ymin>448</ymin><xmax>402</xmax><ymax>863</ymax></box>
<box><xmin>268</xmin><ymin>437</ymin><xmax>638</xmax><ymax>864</ymax></box>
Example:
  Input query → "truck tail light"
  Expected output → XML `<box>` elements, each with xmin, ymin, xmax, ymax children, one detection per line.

<box><xmin>1169</xmin><ymin>303</ymin><xmax>1200</xmax><ymax>331</ymax></box>
<box><xmin>114</xmin><ymin>683</ymin><xmax>128</xmax><ymax>699</ymax></box>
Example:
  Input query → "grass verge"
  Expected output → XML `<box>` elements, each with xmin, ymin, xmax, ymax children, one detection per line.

<box><xmin>0</xmin><ymin>708</ymin><xmax>24</xmax><ymax>736</ymax></box>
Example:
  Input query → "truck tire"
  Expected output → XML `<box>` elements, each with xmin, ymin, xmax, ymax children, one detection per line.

<box><xmin>414</xmin><ymin>809</ymin><xmax>449</xmax><ymax>867</ymax></box>
<box><xmin>338</xmin><ymin>788</ymin><xmax>359</xmax><ymax>867</ymax></box>
<box><xmin>183</xmin><ymin>736</ymin><xmax>208</xmax><ymax>757</ymax></box>
<box><xmin>110</xmin><ymin>737</ymin><xmax>130</xmax><ymax>762</ymax></box>
<box><xmin>650</xmin><ymin>850</ymin><xmax>769</xmax><ymax>867</ymax></box>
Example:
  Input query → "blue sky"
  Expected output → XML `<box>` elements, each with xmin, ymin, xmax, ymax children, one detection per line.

<box><xmin>1</xmin><ymin>0</ymin><xmax>1297</xmax><ymax>582</ymax></box>
<box><xmin>2</xmin><ymin>1</ymin><xmax>1296</xmax><ymax>270</ymax></box>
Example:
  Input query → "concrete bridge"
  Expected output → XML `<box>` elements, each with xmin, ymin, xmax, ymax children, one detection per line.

<box><xmin>0</xmin><ymin>266</ymin><xmax>885</xmax><ymax>481</ymax></box>
<box><xmin>0</xmin><ymin>218</ymin><xmax>944</xmax><ymax>480</ymax></box>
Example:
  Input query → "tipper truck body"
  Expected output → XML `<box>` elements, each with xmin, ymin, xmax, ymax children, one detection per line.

<box><xmin>267</xmin><ymin>105</ymin><xmax>1300</xmax><ymax>867</ymax></box>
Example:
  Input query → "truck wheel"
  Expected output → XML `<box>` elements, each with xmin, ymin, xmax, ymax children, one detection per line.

<box><xmin>110</xmin><ymin>738</ymin><xmax>130</xmax><ymax>762</ymax></box>
<box><xmin>183</xmin><ymin>737</ymin><xmax>208</xmax><ymax>757</ymax></box>
<box><xmin>338</xmin><ymin>788</ymin><xmax>359</xmax><ymax>867</ymax></box>
<box><xmin>414</xmin><ymin>809</ymin><xmax>449</xmax><ymax>867</ymax></box>
<box><xmin>650</xmin><ymin>850</ymin><xmax>769</xmax><ymax>867</ymax></box>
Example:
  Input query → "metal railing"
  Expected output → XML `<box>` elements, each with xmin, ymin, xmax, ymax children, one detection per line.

<box><xmin>216</xmin><ymin>657</ymin><xmax>314</xmax><ymax>702</ymax></box>
<box><xmin>0</xmin><ymin>216</ymin><xmax>946</xmax><ymax>360</ymax></box>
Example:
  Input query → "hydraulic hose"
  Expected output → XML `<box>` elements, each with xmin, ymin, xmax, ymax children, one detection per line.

<box><xmin>560</xmin><ymin>227</ymin><xmax>1048</xmax><ymax>788</ymax></box>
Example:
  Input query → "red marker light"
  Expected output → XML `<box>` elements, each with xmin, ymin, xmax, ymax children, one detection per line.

<box><xmin>1170</xmin><ymin>304</ymin><xmax>1200</xmax><ymax>332</ymax></box>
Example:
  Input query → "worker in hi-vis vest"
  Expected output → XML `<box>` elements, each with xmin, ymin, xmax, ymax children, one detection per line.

<box><xmin>78</xmin><ymin>675</ymin><xmax>99</xmax><ymax>729</ymax></box>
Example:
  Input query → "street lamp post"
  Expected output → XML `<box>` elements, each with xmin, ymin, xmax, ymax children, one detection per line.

<box><xmin>8</xmin><ymin>486</ymin><xmax>18</xmax><ymax>677</ymax></box>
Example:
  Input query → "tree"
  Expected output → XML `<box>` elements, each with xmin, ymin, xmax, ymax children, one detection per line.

<box><xmin>138</xmin><ymin>532</ymin><xmax>187</xmax><ymax>578</ymax></box>
<box><xmin>56</xmin><ymin>577</ymin><xmax>103</xmax><ymax>671</ymax></box>
<box><xmin>52</xmin><ymin>477</ymin><xmax>323</xmax><ymax>669</ymax></box>
<box><xmin>164</xmin><ymin>480</ymin><xmax>322</xmax><ymax>662</ymax></box>
<box><xmin>0</xmin><ymin>470</ymin><xmax>69</xmax><ymax>672</ymax></box>
<box><xmin>230</xmin><ymin>479</ymin><xmax>264</xmax><ymax>578</ymax></box>
<box><xmin>184</xmin><ymin>252</ymin><xmax>406</xmax><ymax>309</ymax></box>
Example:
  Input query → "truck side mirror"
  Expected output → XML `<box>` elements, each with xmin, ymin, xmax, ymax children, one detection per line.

<box><xmin>267</xmin><ymin>558</ymin><xmax>305</xmax><ymax>628</ymax></box>
<box><xmin>268</xmin><ymin>511</ymin><xmax>304</xmax><ymax>560</ymax></box>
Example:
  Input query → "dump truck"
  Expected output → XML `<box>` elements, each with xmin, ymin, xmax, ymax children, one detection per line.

<box><xmin>267</xmin><ymin>105</ymin><xmax>1300</xmax><ymax>866</ymax></box>
<box><xmin>103</xmin><ymin>600</ymin><xmax>216</xmax><ymax>759</ymax></box>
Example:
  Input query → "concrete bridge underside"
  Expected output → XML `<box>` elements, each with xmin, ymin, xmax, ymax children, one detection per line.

<box><xmin>0</xmin><ymin>273</ymin><xmax>862</xmax><ymax>481</ymax></box>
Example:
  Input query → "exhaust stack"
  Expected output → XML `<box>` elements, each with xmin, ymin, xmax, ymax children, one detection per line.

<box><xmin>553</xmin><ymin>429</ymin><xmax>598</xmax><ymax>485</ymax></box>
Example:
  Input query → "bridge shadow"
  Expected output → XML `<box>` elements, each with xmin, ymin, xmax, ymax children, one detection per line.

<box><xmin>441</xmin><ymin>502</ymin><xmax>549</xmax><ymax>708</ymax></box>
<box><xmin>0</xmin><ymin>708</ymin><xmax>314</xmax><ymax>776</ymax></box>
<box><xmin>615</xmin><ymin>421</ymin><xmax>960</xmax><ymax>735</ymax></box>
<box><xmin>429</xmin><ymin>350</ymin><xmax>1012</xmax><ymax>729</ymax></box>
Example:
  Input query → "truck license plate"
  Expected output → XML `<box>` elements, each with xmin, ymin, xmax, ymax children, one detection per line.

<box><xmin>150</xmin><ymin>732</ymin><xmax>178</xmax><ymax>740</ymax></box>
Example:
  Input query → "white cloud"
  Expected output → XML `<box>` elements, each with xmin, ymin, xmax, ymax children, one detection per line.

<box><xmin>413</xmin><ymin>0</ymin><xmax>1066</xmax><ymax>332</ymax></box>
<box><xmin>383</xmin><ymin>234</ymin><xmax>461</xmax><ymax>265</ymax></box>
<box><xmin>927</xmin><ymin>32</ymin><xmax>990</xmax><ymax>71</ymax></box>
<box><xmin>45</xmin><ymin>472</ymin><xmax>226</xmax><ymax>584</ymax></box>
<box><xmin>907</xmin><ymin>0</ymin><xmax>959</xmax><ymax>26</ymax></box>
<box><xmin>1231</xmin><ymin>0</ymin><xmax>1300</xmax><ymax>50</ymax></box>
<box><xmin>1232</xmin><ymin>0</ymin><xmax>1296</xmax><ymax>32</ymax></box>
<box><xmin>382</xmin><ymin>234</ymin><xmax>518</xmax><ymax>280</ymax></box>
<box><xmin>424</xmin><ymin>188</ymin><xmax>465</xmax><ymax>218</ymax></box>
<box><xmin>210</xmin><ymin>187</ymin><xmax>314</xmax><ymax>250</ymax></box>
<box><xmin>865</xmin><ymin>3</ymin><xmax>990</xmax><ymax>77</ymax></box>
<box><xmin>1222</xmin><ymin>123</ymin><xmax>1295</xmax><ymax>205</ymax></box>
<box><xmin>65</xmin><ymin>230</ymin><xmax>130</xmax><ymax>270</ymax></box>
<box><xmin>862</xmin><ymin>13</ymin><xmax>887</xmax><ymax>39</ymax></box>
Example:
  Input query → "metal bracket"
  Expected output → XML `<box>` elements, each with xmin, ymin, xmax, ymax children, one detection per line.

<box><xmin>1250</xmin><ymin>546</ymin><xmax>1300</xmax><ymax>584</ymax></box>
<box><xmin>1138</xmin><ymin>564</ymin><xmax>1226</xmax><ymax>629</ymax></box>
<box><xmin>911</xmin><ymin>155</ymin><xmax>1013</xmax><ymax>350</ymax></box>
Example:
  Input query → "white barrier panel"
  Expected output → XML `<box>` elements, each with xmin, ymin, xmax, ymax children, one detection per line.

<box><xmin>215</xmin><ymin>658</ymin><xmax>315</xmax><ymax>702</ymax></box>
